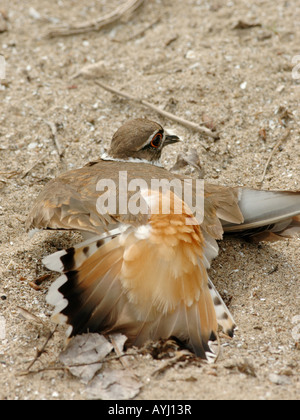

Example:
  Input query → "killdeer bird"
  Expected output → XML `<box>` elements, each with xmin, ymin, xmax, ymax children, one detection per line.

<box><xmin>26</xmin><ymin>118</ymin><xmax>300</xmax><ymax>358</ymax></box>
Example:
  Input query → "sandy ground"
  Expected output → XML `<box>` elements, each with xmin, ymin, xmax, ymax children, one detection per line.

<box><xmin>0</xmin><ymin>0</ymin><xmax>299</xmax><ymax>400</ymax></box>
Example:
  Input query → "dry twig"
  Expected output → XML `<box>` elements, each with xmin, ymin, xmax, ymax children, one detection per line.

<box><xmin>0</xmin><ymin>170</ymin><xmax>20</xmax><ymax>178</ymax></box>
<box><xmin>109</xmin><ymin>334</ymin><xmax>140</xmax><ymax>382</ymax></box>
<box><xmin>26</xmin><ymin>326</ymin><xmax>57</xmax><ymax>372</ymax></box>
<box><xmin>19</xmin><ymin>351</ymin><xmax>137</xmax><ymax>377</ymax></box>
<box><xmin>213</xmin><ymin>333</ymin><xmax>221</xmax><ymax>364</ymax></box>
<box><xmin>28</xmin><ymin>273</ymin><xmax>53</xmax><ymax>291</ymax></box>
<box><xmin>21</xmin><ymin>154</ymin><xmax>48</xmax><ymax>179</ymax></box>
<box><xmin>44</xmin><ymin>120</ymin><xmax>64</xmax><ymax>158</ymax></box>
<box><xmin>259</xmin><ymin>128</ymin><xmax>291</xmax><ymax>185</ymax></box>
<box><xmin>95</xmin><ymin>80</ymin><xmax>219</xmax><ymax>139</ymax></box>
<box><xmin>151</xmin><ymin>350</ymin><xmax>193</xmax><ymax>377</ymax></box>
<box><xmin>109</xmin><ymin>335</ymin><xmax>131</xmax><ymax>370</ymax></box>
<box><xmin>114</xmin><ymin>18</ymin><xmax>160</xmax><ymax>42</ymax></box>
<box><xmin>46</xmin><ymin>0</ymin><xmax>144</xmax><ymax>38</ymax></box>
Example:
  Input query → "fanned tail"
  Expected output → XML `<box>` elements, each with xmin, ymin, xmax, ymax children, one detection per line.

<box><xmin>44</xmin><ymin>190</ymin><xmax>236</xmax><ymax>358</ymax></box>
<box><xmin>45</xmin><ymin>233</ymin><xmax>127</xmax><ymax>337</ymax></box>
<box><xmin>208</xmin><ymin>278</ymin><xmax>236</xmax><ymax>337</ymax></box>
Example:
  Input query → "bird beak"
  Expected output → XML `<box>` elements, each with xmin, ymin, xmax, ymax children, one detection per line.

<box><xmin>164</xmin><ymin>134</ymin><xmax>181</xmax><ymax>146</ymax></box>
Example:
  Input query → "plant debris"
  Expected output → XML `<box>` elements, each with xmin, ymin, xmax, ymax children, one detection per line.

<box><xmin>85</xmin><ymin>368</ymin><xmax>143</xmax><ymax>400</ymax></box>
<box><xmin>59</xmin><ymin>333</ymin><xmax>115</xmax><ymax>383</ymax></box>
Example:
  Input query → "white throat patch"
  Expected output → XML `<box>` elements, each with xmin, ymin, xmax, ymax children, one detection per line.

<box><xmin>101</xmin><ymin>153</ymin><xmax>162</xmax><ymax>167</ymax></box>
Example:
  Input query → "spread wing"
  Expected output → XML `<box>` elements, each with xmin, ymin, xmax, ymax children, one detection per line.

<box><xmin>26</xmin><ymin>160</ymin><xmax>244</xmax><ymax>240</ymax></box>
<box><xmin>26</xmin><ymin>159</ymin><xmax>300</xmax><ymax>243</ymax></box>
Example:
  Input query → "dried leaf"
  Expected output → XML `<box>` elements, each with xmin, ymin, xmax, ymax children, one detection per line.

<box><xmin>259</xmin><ymin>128</ymin><xmax>267</xmax><ymax>141</ymax></box>
<box><xmin>59</xmin><ymin>334</ymin><xmax>113</xmax><ymax>383</ymax></box>
<box><xmin>224</xmin><ymin>358</ymin><xmax>257</xmax><ymax>377</ymax></box>
<box><xmin>85</xmin><ymin>369</ymin><xmax>143</xmax><ymax>400</ymax></box>
<box><xmin>185</xmin><ymin>148</ymin><xmax>202</xmax><ymax>171</ymax></box>
<box><xmin>16</xmin><ymin>306</ymin><xmax>47</xmax><ymax>327</ymax></box>
<box><xmin>34</xmin><ymin>273</ymin><xmax>53</xmax><ymax>285</ymax></box>
<box><xmin>236</xmin><ymin>359</ymin><xmax>257</xmax><ymax>377</ymax></box>
<box><xmin>170</xmin><ymin>154</ymin><xmax>190</xmax><ymax>171</ymax></box>
<box><xmin>269</xmin><ymin>373</ymin><xmax>291</xmax><ymax>386</ymax></box>
<box><xmin>72</xmin><ymin>61</ymin><xmax>109</xmax><ymax>80</ymax></box>
<box><xmin>109</xmin><ymin>333</ymin><xmax>128</xmax><ymax>353</ymax></box>
<box><xmin>276</xmin><ymin>106</ymin><xmax>293</xmax><ymax>125</ymax></box>
<box><xmin>202</xmin><ymin>114</ymin><xmax>217</xmax><ymax>131</ymax></box>
<box><xmin>0</xmin><ymin>11</ymin><xmax>8</xmax><ymax>33</ymax></box>
<box><xmin>233</xmin><ymin>20</ymin><xmax>262</xmax><ymax>30</ymax></box>
<box><xmin>171</xmin><ymin>149</ymin><xmax>204</xmax><ymax>178</ymax></box>
<box><xmin>28</xmin><ymin>282</ymin><xmax>41</xmax><ymax>291</ymax></box>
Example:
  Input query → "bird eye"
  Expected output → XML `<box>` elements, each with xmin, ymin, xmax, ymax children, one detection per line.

<box><xmin>150</xmin><ymin>133</ymin><xmax>163</xmax><ymax>149</ymax></box>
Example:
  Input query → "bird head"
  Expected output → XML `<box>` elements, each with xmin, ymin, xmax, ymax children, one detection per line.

<box><xmin>107</xmin><ymin>118</ymin><xmax>181</xmax><ymax>164</ymax></box>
